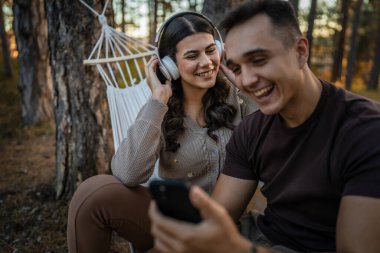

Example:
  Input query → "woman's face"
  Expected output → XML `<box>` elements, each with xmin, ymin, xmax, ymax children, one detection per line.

<box><xmin>175</xmin><ymin>32</ymin><xmax>220</xmax><ymax>92</ymax></box>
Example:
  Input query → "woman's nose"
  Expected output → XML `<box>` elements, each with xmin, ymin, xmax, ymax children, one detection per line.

<box><xmin>199</xmin><ymin>53</ymin><xmax>212</xmax><ymax>67</ymax></box>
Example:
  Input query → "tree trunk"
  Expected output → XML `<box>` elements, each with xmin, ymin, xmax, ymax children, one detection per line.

<box><xmin>148</xmin><ymin>0</ymin><xmax>158</xmax><ymax>44</ymax></box>
<box><xmin>289</xmin><ymin>0</ymin><xmax>299</xmax><ymax>17</ymax></box>
<box><xmin>345</xmin><ymin>0</ymin><xmax>363</xmax><ymax>90</ymax></box>
<box><xmin>331</xmin><ymin>0</ymin><xmax>349</xmax><ymax>83</ymax></box>
<box><xmin>13</xmin><ymin>0</ymin><xmax>53</xmax><ymax>124</ymax></box>
<box><xmin>45</xmin><ymin>0</ymin><xmax>113</xmax><ymax>199</ymax></box>
<box><xmin>0</xmin><ymin>0</ymin><xmax>12</xmax><ymax>78</ymax></box>
<box><xmin>306</xmin><ymin>0</ymin><xmax>317</xmax><ymax>66</ymax></box>
<box><xmin>188</xmin><ymin>0</ymin><xmax>198</xmax><ymax>11</ymax></box>
<box><xmin>202</xmin><ymin>0</ymin><xmax>245</xmax><ymax>26</ymax></box>
<box><xmin>121</xmin><ymin>0</ymin><xmax>125</xmax><ymax>32</ymax></box>
<box><xmin>367</xmin><ymin>2</ymin><xmax>380</xmax><ymax>90</ymax></box>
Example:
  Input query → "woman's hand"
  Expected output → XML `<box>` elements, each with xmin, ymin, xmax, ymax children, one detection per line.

<box><xmin>145</xmin><ymin>55</ymin><xmax>173</xmax><ymax>104</ymax></box>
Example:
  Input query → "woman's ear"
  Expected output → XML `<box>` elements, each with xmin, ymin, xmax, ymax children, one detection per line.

<box><xmin>296</xmin><ymin>37</ymin><xmax>309</xmax><ymax>68</ymax></box>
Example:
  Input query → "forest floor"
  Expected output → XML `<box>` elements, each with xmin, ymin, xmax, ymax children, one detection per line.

<box><xmin>0</xmin><ymin>69</ymin><xmax>130</xmax><ymax>253</ymax></box>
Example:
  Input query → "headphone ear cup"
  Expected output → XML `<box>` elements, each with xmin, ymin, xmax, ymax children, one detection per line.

<box><xmin>161</xmin><ymin>55</ymin><xmax>180</xmax><ymax>80</ymax></box>
<box><xmin>215</xmin><ymin>40</ymin><xmax>223</xmax><ymax>57</ymax></box>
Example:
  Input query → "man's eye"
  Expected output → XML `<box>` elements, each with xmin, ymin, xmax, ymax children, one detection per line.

<box><xmin>253</xmin><ymin>58</ymin><xmax>266</xmax><ymax>64</ymax></box>
<box><xmin>232</xmin><ymin>66</ymin><xmax>241</xmax><ymax>74</ymax></box>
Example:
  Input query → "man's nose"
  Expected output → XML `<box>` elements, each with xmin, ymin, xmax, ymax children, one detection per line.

<box><xmin>241</xmin><ymin>66</ymin><xmax>259</xmax><ymax>88</ymax></box>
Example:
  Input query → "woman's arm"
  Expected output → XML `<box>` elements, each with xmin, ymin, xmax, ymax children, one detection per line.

<box><xmin>111</xmin><ymin>98</ymin><xmax>167</xmax><ymax>186</ymax></box>
<box><xmin>111</xmin><ymin>56</ymin><xmax>172</xmax><ymax>186</ymax></box>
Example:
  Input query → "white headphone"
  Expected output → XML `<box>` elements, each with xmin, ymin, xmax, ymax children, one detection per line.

<box><xmin>154</xmin><ymin>12</ymin><xmax>224</xmax><ymax>81</ymax></box>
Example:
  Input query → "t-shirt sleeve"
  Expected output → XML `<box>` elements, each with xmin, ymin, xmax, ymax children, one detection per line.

<box><xmin>222</xmin><ymin>120</ymin><xmax>257</xmax><ymax>180</ymax></box>
<box><xmin>337</xmin><ymin>118</ymin><xmax>380</xmax><ymax>198</ymax></box>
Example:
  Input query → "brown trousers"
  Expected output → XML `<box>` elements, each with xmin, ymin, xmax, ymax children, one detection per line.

<box><xmin>67</xmin><ymin>174</ymin><xmax>153</xmax><ymax>253</ymax></box>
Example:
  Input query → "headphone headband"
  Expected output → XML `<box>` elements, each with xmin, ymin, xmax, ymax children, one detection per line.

<box><xmin>154</xmin><ymin>11</ymin><xmax>224</xmax><ymax>54</ymax></box>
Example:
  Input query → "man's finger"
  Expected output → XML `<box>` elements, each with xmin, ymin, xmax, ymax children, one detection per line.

<box><xmin>219</xmin><ymin>64</ymin><xmax>236</xmax><ymax>86</ymax></box>
<box><xmin>189</xmin><ymin>186</ymin><xmax>228</xmax><ymax>221</ymax></box>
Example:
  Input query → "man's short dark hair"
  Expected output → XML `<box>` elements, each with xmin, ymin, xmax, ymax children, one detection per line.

<box><xmin>220</xmin><ymin>0</ymin><xmax>302</xmax><ymax>48</ymax></box>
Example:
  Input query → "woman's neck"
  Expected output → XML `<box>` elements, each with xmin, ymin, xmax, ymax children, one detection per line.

<box><xmin>183</xmin><ymin>92</ymin><xmax>206</xmax><ymax>127</ymax></box>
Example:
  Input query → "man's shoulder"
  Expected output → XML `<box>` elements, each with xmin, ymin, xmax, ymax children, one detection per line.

<box><xmin>322</xmin><ymin>80</ymin><xmax>380</xmax><ymax>119</ymax></box>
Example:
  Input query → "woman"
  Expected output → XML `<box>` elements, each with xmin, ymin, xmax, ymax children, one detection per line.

<box><xmin>67</xmin><ymin>12</ymin><xmax>257</xmax><ymax>253</ymax></box>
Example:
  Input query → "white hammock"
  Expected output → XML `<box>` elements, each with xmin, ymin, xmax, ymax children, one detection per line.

<box><xmin>80</xmin><ymin>0</ymin><xmax>155</xmax><ymax>151</ymax></box>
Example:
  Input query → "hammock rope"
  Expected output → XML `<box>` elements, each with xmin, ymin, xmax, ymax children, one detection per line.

<box><xmin>79</xmin><ymin>0</ymin><xmax>156</xmax><ymax>151</ymax></box>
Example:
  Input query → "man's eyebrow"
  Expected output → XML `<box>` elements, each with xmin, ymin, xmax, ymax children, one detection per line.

<box><xmin>226</xmin><ymin>48</ymin><xmax>268</xmax><ymax>66</ymax></box>
<box><xmin>242</xmin><ymin>48</ymin><xmax>268</xmax><ymax>58</ymax></box>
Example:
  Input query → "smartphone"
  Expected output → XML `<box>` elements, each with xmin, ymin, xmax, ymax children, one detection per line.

<box><xmin>149</xmin><ymin>179</ymin><xmax>202</xmax><ymax>223</ymax></box>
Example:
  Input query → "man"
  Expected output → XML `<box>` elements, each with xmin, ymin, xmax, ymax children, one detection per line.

<box><xmin>148</xmin><ymin>0</ymin><xmax>380</xmax><ymax>252</ymax></box>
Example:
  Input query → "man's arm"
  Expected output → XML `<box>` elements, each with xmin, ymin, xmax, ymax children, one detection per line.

<box><xmin>336</xmin><ymin>195</ymin><xmax>380</xmax><ymax>253</ymax></box>
<box><xmin>212</xmin><ymin>174</ymin><xmax>258</xmax><ymax>221</ymax></box>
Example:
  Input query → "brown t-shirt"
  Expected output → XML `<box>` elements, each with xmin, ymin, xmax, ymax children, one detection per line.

<box><xmin>223</xmin><ymin>80</ymin><xmax>380</xmax><ymax>251</ymax></box>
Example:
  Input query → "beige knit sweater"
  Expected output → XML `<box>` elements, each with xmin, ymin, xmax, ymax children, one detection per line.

<box><xmin>111</xmin><ymin>86</ymin><xmax>257</xmax><ymax>193</ymax></box>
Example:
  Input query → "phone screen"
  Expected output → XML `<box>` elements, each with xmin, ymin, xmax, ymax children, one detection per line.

<box><xmin>149</xmin><ymin>180</ymin><xmax>202</xmax><ymax>223</ymax></box>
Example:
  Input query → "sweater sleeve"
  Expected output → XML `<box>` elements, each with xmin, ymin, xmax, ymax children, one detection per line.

<box><xmin>111</xmin><ymin>98</ymin><xmax>168</xmax><ymax>186</ymax></box>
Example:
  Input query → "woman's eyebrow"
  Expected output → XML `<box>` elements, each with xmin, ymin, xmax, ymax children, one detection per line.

<box><xmin>183</xmin><ymin>43</ymin><xmax>215</xmax><ymax>56</ymax></box>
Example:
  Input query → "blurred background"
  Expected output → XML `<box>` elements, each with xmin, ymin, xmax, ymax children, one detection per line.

<box><xmin>0</xmin><ymin>0</ymin><xmax>379</xmax><ymax>252</ymax></box>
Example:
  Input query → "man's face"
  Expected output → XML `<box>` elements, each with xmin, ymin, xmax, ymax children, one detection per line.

<box><xmin>225</xmin><ymin>14</ymin><xmax>305</xmax><ymax>116</ymax></box>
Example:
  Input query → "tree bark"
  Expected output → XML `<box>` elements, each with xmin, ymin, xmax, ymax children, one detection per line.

<box><xmin>367</xmin><ymin>2</ymin><xmax>380</xmax><ymax>90</ymax></box>
<box><xmin>0</xmin><ymin>0</ymin><xmax>13</xmax><ymax>77</ymax></box>
<box><xmin>345</xmin><ymin>0</ymin><xmax>363</xmax><ymax>90</ymax></box>
<box><xmin>306</xmin><ymin>0</ymin><xmax>318</xmax><ymax>66</ymax></box>
<box><xmin>148</xmin><ymin>0</ymin><xmax>158</xmax><ymax>44</ymax></box>
<box><xmin>121</xmin><ymin>0</ymin><xmax>125</xmax><ymax>32</ymax></box>
<box><xmin>188</xmin><ymin>0</ymin><xmax>198</xmax><ymax>11</ymax></box>
<box><xmin>331</xmin><ymin>0</ymin><xmax>349</xmax><ymax>83</ymax></box>
<box><xmin>45</xmin><ymin>0</ymin><xmax>113</xmax><ymax>199</ymax></box>
<box><xmin>202</xmin><ymin>0</ymin><xmax>245</xmax><ymax>26</ymax></box>
<box><xmin>13</xmin><ymin>0</ymin><xmax>53</xmax><ymax>124</ymax></box>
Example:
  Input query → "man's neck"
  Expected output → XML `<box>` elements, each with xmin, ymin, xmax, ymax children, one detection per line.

<box><xmin>280</xmin><ymin>68</ymin><xmax>322</xmax><ymax>128</ymax></box>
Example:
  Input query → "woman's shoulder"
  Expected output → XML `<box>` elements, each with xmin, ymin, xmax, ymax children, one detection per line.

<box><xmin>227</xmin><ymin>85</ymin><xmax>259</xmax><ymax>117</ymax></box>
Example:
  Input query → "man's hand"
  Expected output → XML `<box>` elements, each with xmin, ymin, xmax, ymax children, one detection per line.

<box><xmin>148</xmin><ymin>185</ymin><xmax>253</xmax><ymax>253</ymax></box>
<box><xmin>220</xmin><ymin>63</ymin><xmax>236</xmax><ymax>87</ymax></box>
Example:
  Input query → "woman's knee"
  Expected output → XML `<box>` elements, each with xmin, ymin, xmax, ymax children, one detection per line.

<box><xmin>69</xmin><ymin>175</ymin><xmax>124</xmax><ymax>214</ymax></box>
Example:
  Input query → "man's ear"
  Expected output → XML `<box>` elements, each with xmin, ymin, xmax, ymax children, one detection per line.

<box><xmin>296</xmin><ymin>37</ymin><xmax>309</xmax><ymax>68</ymax></box>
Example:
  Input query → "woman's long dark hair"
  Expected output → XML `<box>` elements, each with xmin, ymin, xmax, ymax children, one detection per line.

<box><xmin>159</xmin><ymin>14</ymin><xmax>237</xmax><ymax>152</ymax></box>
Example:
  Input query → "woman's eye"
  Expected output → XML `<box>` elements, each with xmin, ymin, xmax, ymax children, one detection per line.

<box><xmin>186</xmin><ymin>54</ymin><xmax>197</xmax><ymax>59</ymax></box>
<box><xmin>206</xmin><ymin>48</ymin><xmax>216</xmax><ymax>54</ymax></box>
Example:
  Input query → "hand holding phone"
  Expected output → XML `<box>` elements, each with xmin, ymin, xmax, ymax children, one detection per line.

<box><xmin>149</xmin><ymin>179</ymin><xmax>202</xmax><ymax>223</ymax></box>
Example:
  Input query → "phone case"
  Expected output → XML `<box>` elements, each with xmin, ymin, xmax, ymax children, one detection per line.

<box><xmin>149</xmin><ymin>180</ymin><xmax>202</xmax><ymax>223</ymax></box>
